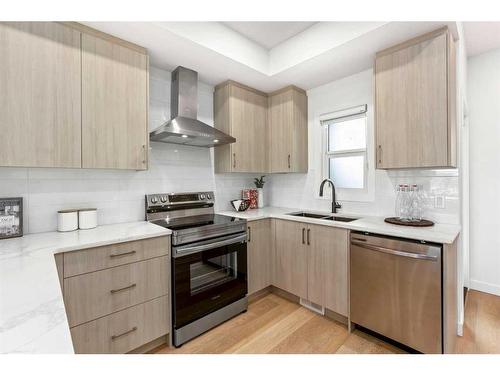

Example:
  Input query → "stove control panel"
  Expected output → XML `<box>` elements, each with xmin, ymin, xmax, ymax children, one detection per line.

<box><xmin>146</xmin><ymin>191</ymin><xmax>215</xmax><ymax>209</ymax></box>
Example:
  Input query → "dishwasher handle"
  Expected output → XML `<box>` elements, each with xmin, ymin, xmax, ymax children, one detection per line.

<box><xmin>351</xmin><ymin>239</ymin><xmax>439</xmax><ymax>261</ymax></box>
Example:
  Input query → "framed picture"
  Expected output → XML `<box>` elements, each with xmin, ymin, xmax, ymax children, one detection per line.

<box><xmin>0</xmin><ymin>197</ymin><xmax>23</xmax><ymax>240</ymax></box>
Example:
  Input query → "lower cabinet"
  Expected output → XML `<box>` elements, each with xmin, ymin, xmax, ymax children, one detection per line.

<box><xmin>273</xmin><ymin>219</ymin><xmax>348</xmax><ymax>316</ymax></box>
<box><xmin>321</xmin><ymin>226</ymin><xmax>349</xmax><ymax>316</ymax></box>
<box><xmin>247</xmin><ymin>219</ymin><xmax>272</xmax><ymax>295</ymax></box>
<box><xmin>70</xmin><ymin>295</ymin><xmax>169</xmax><ymax>354</ymax></box>
<box><xmin>56</xmin><ymin>235</ymin><xmax>171</xmax><ymax>354</ymax></box>
<box><xmin>273</xmin><ymin>219</ymin><xmax>308</xmax><ymax>299</ymax></box>
<box><xmin>64</xmin><ymin>256</ymin><xmax>169</xmax><ymax>327</ymax></box>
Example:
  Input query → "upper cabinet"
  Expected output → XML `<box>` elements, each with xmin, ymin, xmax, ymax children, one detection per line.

<box><xmin>268</xmin><ymin>86</ymin><xmax>308</xmax><ymax>173</ymax></box>
<box><xmin>0</xmin><ymin>22</ymin><xmax>82</xmax><ymax>168</ymax></box>
<box><xmin>81</xmin><ymin>33</ymin><xmax>148</xmax><ymax>170</ymax></box>
<box><xmin>375</xmin><ymin>27</ymin><xmax>456</xmax><ymax>169</ymax></box>
<box><xmin>214</xmin><ymin>81</ymin><xmax>268</xmax><ymax>173</ymax></box>
<box><xmin>0</xmin><ymin>22</ymin><xmax>149</xmax><ymax>170</ymax></box>
<box><xmin>214</xmin><ymin>82</ymin><xmax>308</xmax><ymax>174</ymax></box>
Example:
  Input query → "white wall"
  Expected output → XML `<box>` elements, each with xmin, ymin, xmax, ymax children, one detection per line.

<box><xmin>268</xmin><ymin>69</ymin><xmax>461</xmax><ymax>225</ymax></box>
<box><xmin>0</xmin><ymin>67</ymin><xmax>256</xmax><ymax>234</ymax></box>
<box><xmin>467</xmin><ymin>48</ymin><xmax>500</xmax><ymax>296</ymax></box>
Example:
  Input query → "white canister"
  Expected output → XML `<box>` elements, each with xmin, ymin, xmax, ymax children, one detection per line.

<box><xmin>78</xmin><ymin>208</ymin><xmax>97</xmax><ymax>230</ymax></box>
<box><xmin>57</xmin><ymin>209</ymin><xmax>78</xmax><ymax>232</ymax></box>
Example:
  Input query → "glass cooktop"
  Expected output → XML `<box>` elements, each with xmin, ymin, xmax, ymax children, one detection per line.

<box><xmin>151</xmin><ymin>214</ymin><xmax>244</xmax><ymax>232</ymax></box>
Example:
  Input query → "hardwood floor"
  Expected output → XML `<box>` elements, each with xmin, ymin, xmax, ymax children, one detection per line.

<box><xmin>152</xmin><ymin>289</ymin><xmax>500</xmax><ymax>354</ymax></box>
<box><xmin>456</xmin><ymin>290</ymin><xmax>500</xmax><ymax>354</ymax></box>
<box><xmin>152</xmin><ymin>293</ymin><xmax>403</xmax><ymax>354</ymax></box>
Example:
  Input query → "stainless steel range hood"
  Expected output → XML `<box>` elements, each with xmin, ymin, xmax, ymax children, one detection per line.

<box><xmin>150</xmin><ymin>66</ymin><xmax>235</xmax><ymax>147</ymax></box>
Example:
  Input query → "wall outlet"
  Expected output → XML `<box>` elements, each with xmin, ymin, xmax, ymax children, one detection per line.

<box><xmin>434</xmin><ymin>195</ymin><xmax>446</xmax><ymax>209</ymax></box>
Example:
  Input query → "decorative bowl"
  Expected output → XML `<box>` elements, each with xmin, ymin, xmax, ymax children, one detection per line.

<box><xmin>230</xmin><ymin>199</ymin><xmax>251</xmax><ymax>212</ymax></box>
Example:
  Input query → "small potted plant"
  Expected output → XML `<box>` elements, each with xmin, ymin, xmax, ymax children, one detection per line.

<box><xmin>254</xmin><ymin>176</ymin><xmax>266</xmax><ymax>208</ymax></box>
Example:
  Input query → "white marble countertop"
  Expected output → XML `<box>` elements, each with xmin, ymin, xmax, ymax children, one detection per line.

<box><xmin>0</xmin><ymin>221</ymin><xmax>170</xmax><ymax>354</ymax></box>
<box><xmin>218</xmin><ymin>206</ymin><xmax>460</xmax><ymax>244</ymax></box>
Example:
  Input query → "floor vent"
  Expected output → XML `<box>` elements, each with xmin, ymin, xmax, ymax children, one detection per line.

<box><xmin>299</xmin><ymin>298</ymin><xmax>325</xmax><ymax>315</ymax></box>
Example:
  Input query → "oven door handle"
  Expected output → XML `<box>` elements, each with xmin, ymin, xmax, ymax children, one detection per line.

<box><xmin>173</xmin><ymin>233</ymin><xmax>247</xmax><ymax>258</ymax></box>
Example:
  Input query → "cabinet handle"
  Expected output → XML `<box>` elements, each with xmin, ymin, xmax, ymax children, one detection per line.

<box><xmin>110</xmin><ymin>283</ymin><xmax>136</xmax><ymax>294</ymax></box>
<box><xmin>142</xmin><ymin>145</ymin><xmax>147</xmax><ymax>165</ymax></box>
<box><xmin>111</xmin><ymin>326</ymin><xmax>137</xmax><ymax>340</ymax></box>
<box><xmin>248</xmin><ymin>227</ymin><xmax>251</xmax><ymax>242</ymax></box>
<box><xmin>307</xmin><ymin>228</ymin><xmax>311</xmax><ymax>245</ymax></box>
<box><xmin>302</xmin><ymin>228</ymin><xmax>305</xmax><ymax>244</ymax></box>
<box><xmin>109</xmin><ymin>250</ymin><xmax>136</xmax><ymax>258</ymax></box>
<box><xmin>233</xmin><ymin>153</ymin><xmax>236</xmax><ymax>169</ymax></box>
<box><xmin>378</xmin><ymin>145</ymin><xmax>382</xmax><ymax>165</ymax></box>
<box><xmin>288</xmin><ymin>154</ymin><xmax>291</xmax><ymax>169</ymax></box>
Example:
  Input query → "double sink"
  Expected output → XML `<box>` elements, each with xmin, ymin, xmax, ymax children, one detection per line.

<box><xmin>286</xmin><ymin>211</ymin><xmax>358</xmax><ymax>223</ymax></box>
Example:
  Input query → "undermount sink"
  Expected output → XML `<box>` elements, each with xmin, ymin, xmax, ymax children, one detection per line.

<box><xmin>287</xmin><ymin>212</ymin><xmax>330</xmax><ymax>219</ymax></box>
<box><xmin>286</xmin><ymin>211</ymin><xmax>358</xmax><ymax>223</ymax></box>
<box><xmin>323</xmin><ymin>216</ymin><xmax>358</xmax><ymax>222</ymax></box>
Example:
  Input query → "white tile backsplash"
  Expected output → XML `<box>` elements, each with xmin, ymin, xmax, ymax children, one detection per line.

<box><xmin>267</xmin><ymin>171</ymin><xmax>460</xmax><ymax>224</ymax></box>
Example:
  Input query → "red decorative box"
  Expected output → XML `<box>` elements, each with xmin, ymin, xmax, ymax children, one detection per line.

<box><xmin>242</xmin><ymin>189</ymin><xmax>258</xmax><ymax>209</ymax></box>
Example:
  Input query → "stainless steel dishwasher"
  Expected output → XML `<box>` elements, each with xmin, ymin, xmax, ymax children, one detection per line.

<box><xmin>350</xmin><ymin>231</ymin><xmax>443</xmax><ymax>354</ymax></box>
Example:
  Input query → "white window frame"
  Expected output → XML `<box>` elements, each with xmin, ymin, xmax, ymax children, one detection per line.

<box><xmin>319</xmin><ymin>104</ymin><xmax>375</xmax><ymax>203</ymax></box>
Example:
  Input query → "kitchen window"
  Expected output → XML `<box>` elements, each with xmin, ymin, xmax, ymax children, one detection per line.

<box><xmin>319</xmin><ymin>104</ymin><xmax>374</xmax><ymax>201</ymax></box>
<box><xmin>321</xmin><ymin>105</ymin><xmax>368</xmax><ymax>190</ymax></box>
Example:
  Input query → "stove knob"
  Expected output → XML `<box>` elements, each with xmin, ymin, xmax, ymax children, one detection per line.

<box><xmin>207</xmin><ymin>194</ymin><xmax>212</xmax><ymax>200</ymax></box>
<box><xmin>160</xmin><ymin>196</ymin><xmax>167</xmax><ymax>203</ymax></box>
<box><xmin>150</xmin><ymin>196</ymin><xmax>158</xmax><ymax>204</ymax></box>
<box><xmin>200</xmin><ymin>194</ymin><xmax>206</xmax><ymax>199</ymax></box>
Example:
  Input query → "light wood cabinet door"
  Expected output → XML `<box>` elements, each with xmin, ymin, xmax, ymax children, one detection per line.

<box><xmin>268</xmin><ymin>90</ymin><xmax>292</xmax><ymax>172</ymax></box>
<box><xmin>230</xmin><ymin>85</ymin><xmax>268</xmax><ymax>172</ymax></box>
<box><xmin>290</xmin><ymin>89</ymin><xmax>308</xmax><ymax>173</ymax></box>
<box><xmin>323</xmin><ymin>227</ymin><xmax>349</xmax><ymax>316</ymax></box>
<box><xmin>82</xmin><ymin>33</ymin><xmax>148</xmax><ymax>170</ymax></box>
<box><xmin>214</xmin><ymin>81</ymin><xmax>268</xmax><ymax>173</ymax></box>
<box><xmin>273</xmin><ymin>219</ymin><xmax>308</xmax><ymax>299</ymax></box>
<box><xmin>0</xmin><ymin>22</ymin><xmax>82</xmax><ymax>168</ymax></box>
<box><xmin>268</xmin><ymin>87</ymin><xmax>308</xmax><ymax>173</ymax></box>
<box><xmin>70</xmin><ymin>295</ymin><xmax>168</xmax><ymax>354</ymax></box>
<box><xmin>247</xmin><ymin>219</ymin><xmax>272</xmax><ymax>295</ymax></box>
<box><xmin>64</xmin><ymin>256</ymin><xmax>168</xmax><ymax>327</ymax></box>
<box><xmin>305</xmin><ymin>224</ymin><xmax>326</xmax><ymax>307</ymax></box>
<box><xmin>375</xmin><ymin>27</ymin><xmax>456</xmax><ymax>169</ymax></box>
<box><xmin>63</xmin><ymin>236</ymin><xmax>170</xmax><ymax>277</ymax></box>
<box><xmin>305</xmin><ymin>224</ymin><xmax>348</xmax><ymax>312</ymax></box>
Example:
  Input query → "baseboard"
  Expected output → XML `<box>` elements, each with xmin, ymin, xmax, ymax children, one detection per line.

<box><xmin>325</xmin><ymin>308</ymin><xmax>348</xmax><ymax>326</ymax></box>
<box><xmin>269</xmin><ymin>286</ymin><xmax>300</xmax><ymax>304</ymax></box>
<box><xmin>469</xmin><ymin>279</ymin><xmax>500</xmax><ymax>297</ymax></box>
<box><xmin>128</xmin><ymin>334</ymin><xmax>169</xmax><ymax>354</ymax></box>
<box><xmin>248</xmin><ymin>286</ymin><xmax>272</xmax><ymax>303</ymax></box>
<box><xmin>270</xmin><ymin>286</ymin><xmax>348</xmax><ymax>326</ymax></box>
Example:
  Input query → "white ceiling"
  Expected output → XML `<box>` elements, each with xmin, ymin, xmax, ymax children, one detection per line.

<box><xmin>222</xmin><ymin>22</ymin><xmax>316</xmax><ymax>49</ymax></box>
<box><xmin>83</xmin><ymin>21</ymin><xmax>458</xmax><ymax>92</ymax></box>
<box><xmin>463</xmin><ymin>22</ymin><xmax>500</xmax><ymax>57</ymax></box>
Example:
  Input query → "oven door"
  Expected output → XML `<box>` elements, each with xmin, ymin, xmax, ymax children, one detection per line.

<box><xmin>172</xmin><ymin>232</ymin><xmax>247</xmax><ymax>329</ymax></box>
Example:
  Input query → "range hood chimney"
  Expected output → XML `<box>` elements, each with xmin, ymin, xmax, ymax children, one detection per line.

<box><xmin>150</xmin><ymin>66</ymin><xmax>236</xmax><ymax>147</ymax></box>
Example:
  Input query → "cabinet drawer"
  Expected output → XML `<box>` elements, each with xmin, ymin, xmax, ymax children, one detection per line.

<box><xmin>64</xmin><ymin>256</ymin><xmax>169</xmax><ymax>327</ymax></box>
<box><xmin>70</xmin><ymin>295</ymin><xmax>169</xmax><ymax>354</ymax></box>
<box><xmin>63</xmin><ymin>236</ymin><xmax>170</xmax><ymax>277</ymax></box>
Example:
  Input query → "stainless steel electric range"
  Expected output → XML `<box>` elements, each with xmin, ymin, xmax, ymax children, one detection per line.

<box><xmin>145</xmin><ymin>191</ymin><xmax>248</xmax><ymax>347</ymax></box>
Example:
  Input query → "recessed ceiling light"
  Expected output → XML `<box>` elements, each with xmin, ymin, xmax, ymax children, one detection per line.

<box><xmin>213</xmin><ymin>139</ymin><xmax>219</xmax><ymax>143</ymax></box>
<box><xmin>181</xmin><ymin>134</ymin><xmax>188</xmax><ymax>138</ymax></box>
